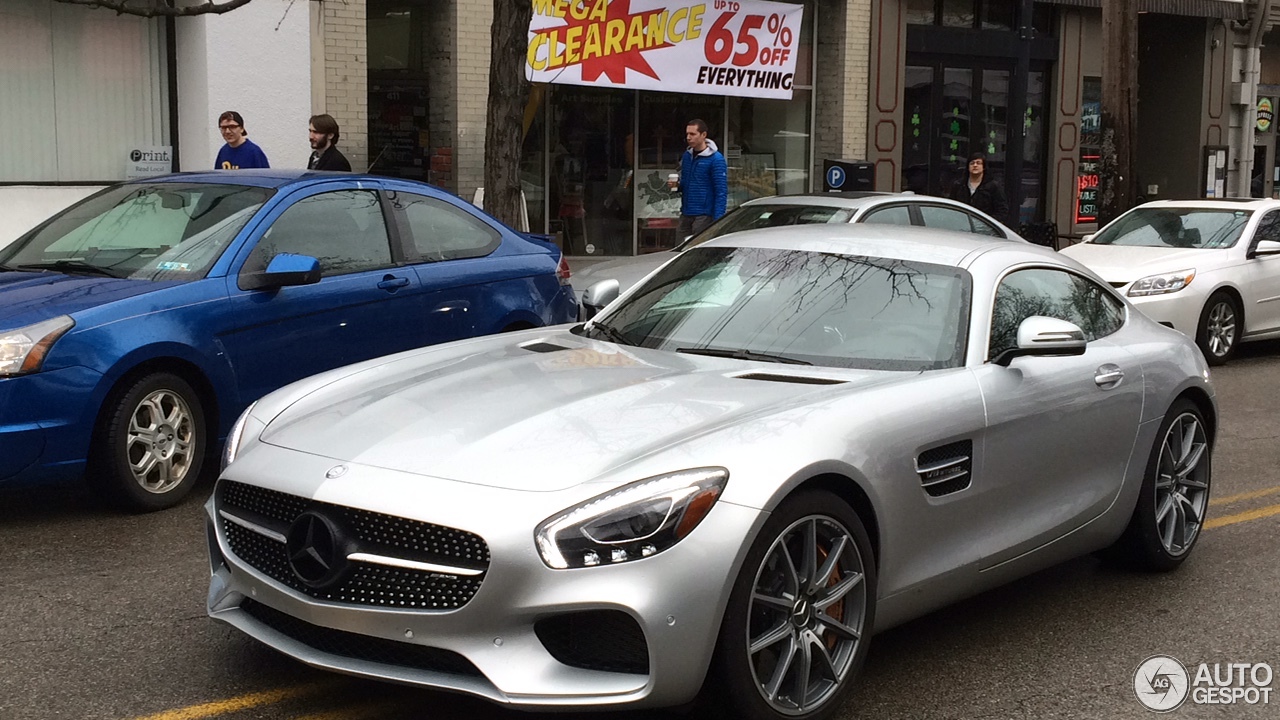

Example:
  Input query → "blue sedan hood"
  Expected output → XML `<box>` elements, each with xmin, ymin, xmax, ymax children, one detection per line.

<box><xmin>0</xmin><ymin>271</ymin><xmax>179</xmax><ymax>330</ymax></box>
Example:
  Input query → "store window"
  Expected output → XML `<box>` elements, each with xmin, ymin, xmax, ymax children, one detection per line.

<box><xmin>1077</xmin><ymin>77</ymin><xmax>1102</xmax><ymax>225</ymax></box>
<box><xmin>367</xmin><ymin>0</ymin><xmax>431</xmax><ymax>180</ymax></box>
<box><xmin>0</xmin><ymin>0</ymin><xmax>171</xmax><ymax>183</ymax></box>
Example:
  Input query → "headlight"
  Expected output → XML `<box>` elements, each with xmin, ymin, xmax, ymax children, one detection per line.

<box><xmin>535</xmin><ymin>467</ymin><xmax>728</xmax><ymax>569</ymax></box>
<box><xmin>0</xmin><ymin>316</ymin><xmax>75</xmax><ymax>377</ymax></box>
<box><xmin>1127</xmin><ymin>269</ymin><xmax>1195</xmax><ymax>297</ymax></box>
<box><xmin>222</xmin><ymin>401</ymin><xmax>258</xmax><ymax>470</ymax></box>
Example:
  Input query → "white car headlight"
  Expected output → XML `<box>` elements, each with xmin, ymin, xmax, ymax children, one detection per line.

<box><xmin>222</xmin><ymin>401</ymin><xmax>259</xmax><ymax>470</ymax></box>
<box><xmin>0</xmin><ymin>316</ymin><xmax>75</xmax><ymax>377</ymax></box>
<box><xmin>1127</xmin><ymin>269</ymin><xmax>1195</xmax><ymax>297</ymax></box>
<box><xmin>536</xmin><ymin>467</ymin><xmax>728</xmax><ymax>569</ymax></box>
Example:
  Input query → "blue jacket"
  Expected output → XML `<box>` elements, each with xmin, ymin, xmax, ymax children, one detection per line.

<box><xmin>679</xmin><ymin>140</ymin><xmax>728</xmax><ymax>219</ymax></box>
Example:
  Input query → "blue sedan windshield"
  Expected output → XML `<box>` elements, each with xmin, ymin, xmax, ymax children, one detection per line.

<box><xmin>586</xmin><ymin>246</ymin><xmax>972</xmax><ymax>371</ymax></box>
<box><xmin>0</xmin><ymin>183</ymin><xmax>273</xmax><ymax>281</ymax></box>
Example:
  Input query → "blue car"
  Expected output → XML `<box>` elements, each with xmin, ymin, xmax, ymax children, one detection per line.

<box><xmin>0</xmin><ymin>171</ymin><xmax>577</xmax><ymax>510</ymax></box>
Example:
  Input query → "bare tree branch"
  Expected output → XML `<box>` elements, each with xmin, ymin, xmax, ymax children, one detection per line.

<box><xmin>52</xmin><ymin>0</ymin><xmax>255</xmax><ymax>18</ymax></box>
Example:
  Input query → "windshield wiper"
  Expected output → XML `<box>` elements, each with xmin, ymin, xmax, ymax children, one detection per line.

<box><xmin>15</xmin><ymin>260</ymin><xmax>124</xmax><ymax>278</ymax></box>
<box><xmin>586</xmin><ymin>321</ymin><xmax>634</xmax><ymax>346</ymax></box>
<box><xmin>677</xmin><ymin>346</ymin><xmax>812</xmax><ymax>365</ymax></box>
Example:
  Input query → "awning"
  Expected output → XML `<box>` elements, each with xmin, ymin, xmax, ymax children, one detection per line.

<box><xmin>1037</xmin><ymin>0</ymin><xmax>1249</xmax><ymax>20</ymax></box>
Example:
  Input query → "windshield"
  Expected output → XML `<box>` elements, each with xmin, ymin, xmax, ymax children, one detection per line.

<box><xmin>0</xmin><ymin>183</ymin><xmax>273</xmax><ymax>281</ymax></box>
<box><xmin>675</xmin><ymin>204</ymin><xmax>856</xmax><ymax>251</ymax></box>
<box><xmin>580</xmin><ymin>246</ymin><xmax>971</xmax><ymax>371</ymax></box>
<box><xmin>1091</xmin><ymin>208</ymin><xmax>1250</xmax><ymax>249</ymax></box>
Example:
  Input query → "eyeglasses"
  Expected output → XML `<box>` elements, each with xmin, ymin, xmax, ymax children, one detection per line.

<box><xmin>219</xmin><ymin>124</ymin><xmax>241</xmax><ymax>131</ymax></box>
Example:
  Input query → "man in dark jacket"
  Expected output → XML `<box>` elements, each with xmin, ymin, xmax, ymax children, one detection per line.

<box><xmin>307</xmin><ymin>114</ymin><xmax>352</xmax><ymax>171</ymax></box>
<box><xmin>669</xmin><ymin>118</ymin><xmax>728</xmax><ymax>238</ymax></box>
<box><xmin>950</xmin><ymin>151</ymin><xmax>1008</xmax><ymax>221</ymax></box>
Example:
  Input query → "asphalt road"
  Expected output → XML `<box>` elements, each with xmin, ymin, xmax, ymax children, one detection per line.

<box><xmin>3</xmin><ymin>341</ymin><xmax>1279</xmax><ymax>720</ymax></box>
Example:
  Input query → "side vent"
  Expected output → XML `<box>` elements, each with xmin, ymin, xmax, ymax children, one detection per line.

<box><xmin>734</xmin><ymin>373</ymin><xmax>846</xmax><ymax>386</ymax></box>
<box><xmin>916</xmin><ymin>440</ymin><xmax>972</xmax><ymax>497</ymax></box>
<box><xmin>521</xmin><ymin>341</ymin><xmax>570</xmax><ymax>354</ymax></box>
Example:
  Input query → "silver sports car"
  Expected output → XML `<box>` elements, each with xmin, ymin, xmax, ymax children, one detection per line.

<box><xmin>207</xmin><ymin>225</ymin><xmax>1215</xmax><ymax>720</ymax></box>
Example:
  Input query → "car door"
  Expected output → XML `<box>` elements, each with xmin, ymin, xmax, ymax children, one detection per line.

<box><xmin>1241</xmin><ymin>209</ymin><xmax>1280</xmax><ymax>333</ymax></box>
<box><xmin>970</xmin><ymin>267</ymin><xmax>1144</xmax><ymax>566</ymax></box>
<box><xmin>386</xmin><ymin>189</ymin><xmax>509</xmax><ymax>343</ymax></box>
<box><xmin>217</xmin><ymin>184</ymin><xmax>424</xmax><ymax>405</ymax></box>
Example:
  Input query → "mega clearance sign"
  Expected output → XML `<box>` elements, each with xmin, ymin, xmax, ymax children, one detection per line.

<box><xmin>526</xmin><ymin>0</ymin><xmax>805</xmax><ymax>100</ymax></box>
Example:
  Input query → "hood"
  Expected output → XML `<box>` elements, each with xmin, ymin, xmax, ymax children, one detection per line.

<box><xmin>687</xmin><ymin>139</ymin><xmax>719</xmax><ymax>158</ymax></box>
<box><xmin>1059</xmin><ymin>243</ymin><xmax>1226</xmax><ymax>284</ymax></box>
<box><xmin>0</xmin><ymin>271</ymin><xmax>175</xmax><ymax>330</ymax></box>
<box><xmin>572</xmin><ymin>253</ymin><xmax>674</xmax><ymax>296</ymax></box>
<box><xmin>259</xmin><ymin>332</ymin><xmax>896</xmax><ymax>492</ymax></box>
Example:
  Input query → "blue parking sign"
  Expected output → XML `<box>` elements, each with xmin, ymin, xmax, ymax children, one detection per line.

<box><xmin>826</xmin><ymin>165</ymin><xmax>846</xmax><ymax>190</ymax></box>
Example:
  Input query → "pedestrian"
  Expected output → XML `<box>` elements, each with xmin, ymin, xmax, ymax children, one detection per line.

<box><xmin>307</xmin><ymin>114</ymin><xmax>352</xmax><ymax>171</ymax></box>
<box><xmin>668</xmin><ymin>118</ymin><xmax>728</xmax><ymax>238</ymax></box>
<box><xmin>949</xmin><ymin>151</ymin><xmax>1008</xmax><ymax>221</ymax></box>
<box><xmin>214</xmin><ymin>111</ymin><xmax>270</xmax><ymax>170</ymax></box>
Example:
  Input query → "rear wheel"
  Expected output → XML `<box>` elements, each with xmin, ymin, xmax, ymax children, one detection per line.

<box><xmin>710</xmin><ymin>491</ymin><xmax>876</xmax><ymax>720</ymax></box>
<box><xmin>1196</xmin><ymin>291</ymin><xmax>1240</xmax><ymax>365</ymax></box>
<box><xmin>1106</xmin><ymin>399</ymin><xmax>1211</xmax><ymax>571</ymax></box>
<box><xmin>90</xmin><ymin>372</ymin><xmax>207</xmax><ymax>512</ymax></box>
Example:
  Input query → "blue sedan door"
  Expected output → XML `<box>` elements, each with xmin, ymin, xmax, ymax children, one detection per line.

<box><xmin>218</xmin><ymin>184</ymin><xmax>424</xmax><ymax>404</ymax></box>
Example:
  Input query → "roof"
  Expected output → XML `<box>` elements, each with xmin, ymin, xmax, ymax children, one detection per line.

<box><xmin>700</xmin><ymin>222</ymin><xmax>1046</xmax><ymax>268</ymax></box>
<box><xmin>1135</xmin><ymin>198</ymin><xmax>1280</xmax><ymax>211</ymax></box>
<box><xmin>140</xmin><ymin>170</ymin><xmax>392</xmax><ymax>189</ymax></box>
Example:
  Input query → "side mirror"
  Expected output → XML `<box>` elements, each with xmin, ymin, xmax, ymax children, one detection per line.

<box><xmin>994</xmin><ymin>316</ymin><xmax>1087</xmax><ymax>366</ymax></box>
<box><xmin>580</xmin><ymin>278</ymin><xmax>621</xmax><ymax>320</ymax></box>
<box><xmin>241</xmin><ymin>253</ymin><xmax>322</xmax><ymax>291</ymax></box>
<box><xmin>1251</xmin><ymin>239</ymin><xmax>1280</xmax><ymax>258</ymax></box>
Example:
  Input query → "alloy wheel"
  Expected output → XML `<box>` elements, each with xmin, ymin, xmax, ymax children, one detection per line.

<box><xmin>745</xmin><ymin>515</ymin><xmax>867</xmax><ymax>715</ymax></box>
<box><xmin>1153</xmin><ymin>412</ymin><xmax>1209</xmax><ymax>556</ymax></box>
<box><xmin>1205</xmin><ymin>301</ymin><xmax>1236</xmax><ymax>358</ymax></box>
<box><xmin>125</xmin><ymin>389</ymin><xmax>196</xmax><ymax>494</ymax></box>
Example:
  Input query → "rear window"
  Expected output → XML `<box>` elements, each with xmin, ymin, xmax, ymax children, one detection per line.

<box><xmin>679</xmin><ymin>204</ymin><xmax>855</xmax><ymax>250</ymax></box>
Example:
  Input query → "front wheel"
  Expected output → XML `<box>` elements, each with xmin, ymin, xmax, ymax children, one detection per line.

<box><xmin>90</xmin><ymin>372</ymin><xmax>207</xmax><ymax>512</ymax></box>
<box><xmin>1106</xmin><ymin>399</ymin><xmax>1211</xmax><ymax>571</ymax></box>
<box><xmin>1196</xmin><ymin>291</ymin><xmax>1240</xmax><ymax>365</ymax></box>
<box><xmin>710</xmin><ymin>491</ymin><xmax>877</xmax><ymax>720</ymax></box>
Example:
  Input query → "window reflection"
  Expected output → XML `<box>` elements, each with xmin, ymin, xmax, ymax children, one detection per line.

<box><xmin>989</xmin><ymin>268</ymin><xmax>1124</xmax><ymax>360</ymax></box>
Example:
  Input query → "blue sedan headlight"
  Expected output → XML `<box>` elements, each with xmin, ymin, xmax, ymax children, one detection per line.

<box><xmin>535</xmin><ymin>467</ymin><xmax>728</xmax><ymax>569</ymax></box>
<box><xmin>0</xmin><ymin>316</ymin><xmax>75</xmax><ymax>377</ymax></box>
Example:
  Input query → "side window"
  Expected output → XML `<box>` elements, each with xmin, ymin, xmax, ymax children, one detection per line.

<box><xmin>1254</xmin><ymin>210</ymin><xmax>1280</xmax><ymax>248</ymax></box>
<box><xmin>988</xmin><ymin>268</ymin><xmax>1125</xmax><ymax>361</ymax></box>
<box><xmin>244</xmin><ymin>190</ymin><xmax>392</xmax><ymax>277</ymax></box>
<box><xmin>397</xmin><ymin>193</ymin><xmax>500</xmax><ymax>261</ymax></box>
<box><xmin>966</xmin><ymin>212</ymin><xmax>1004</xmax><ymax>237</ymax></box>
<box><xmin>860</xmin><ymin>205</ymin><xmax>912</xmax><ymax>226</ymax></box>
<box><xmin>919</xmin><ymin>205</ymin><xmax>974</xmax><ymax>234</ymax></box>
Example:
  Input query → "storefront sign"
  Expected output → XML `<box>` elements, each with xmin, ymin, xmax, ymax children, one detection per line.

<box><xmin>1258</xmin><ymin>97</ymin><xmax>1274</xmax><ymax>134</ymax></box>
<box><xmin>1076</xmin><ymin>154</ymin><xmax>1099</xmax><ymax>224</ymax></box>
<box><xmin>527</xmin><ymin>0</ymin><xmax>805</xmax><ymax>100</ymax></box>
<box><xmin>125</xmin><ymin>146</ymin><xmax>172</xmax><ymax>180</ymax></box>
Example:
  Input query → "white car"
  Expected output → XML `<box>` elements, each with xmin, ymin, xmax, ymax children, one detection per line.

<box><xmin>1061</xmin><ymin>199</ymin><xmax>1280</xmax><ymax>364</ymax></box>
<box><xmin>574</xmin><ymin>191</ymin><xmax>1025</xmax><ymax>318</ymax></box>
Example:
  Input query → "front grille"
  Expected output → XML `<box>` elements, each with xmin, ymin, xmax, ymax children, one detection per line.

<box><xmin>916</xmin><ymin>440</ymin><xmax>973</xmax><ymax>497</ymax></box>
<box><xmin>218</xmin><ymin>481</ymin><xmax>489</xmax><ymax>610</ymax></box>
<box><xmin>240</xmin><ymin>598</ymin><xmax>482</xmax><ymax>678</ymax></box>
<box><xmin>535</xmin><ymin>611</ymin><xmax>649</xmax><ymax>675</ymax></box>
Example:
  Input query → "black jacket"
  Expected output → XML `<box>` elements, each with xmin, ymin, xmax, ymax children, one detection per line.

<box><xmin>950</xmin><ymin>175</ymin><xmax>1009</xmax><ymax>221</ymax></box>
<box><xmin>308</xmin><ymin>146</ymin><xmax>351</xmax><ymax>172</ymax></box>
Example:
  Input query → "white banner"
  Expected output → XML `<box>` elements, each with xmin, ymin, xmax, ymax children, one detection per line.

<box><xmin>527</xmin><ymin>0</ymin><xmax>804</xmax><ymax>100</ymax></box>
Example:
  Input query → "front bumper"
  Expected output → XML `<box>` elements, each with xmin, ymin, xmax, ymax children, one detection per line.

<box><xmin>206</xmin><ymin>448</ymin><xmax>764</xmax><ymax>709</ymax></box>
<box><xmin>0</xmin><ymin>365</ymin><xmax>102</xmax><ymax>484</ymax></box>
<box><xmin>1122</xmin><ymin>286</ymin><xmax>1209</xmax><ymax>337</ymax></box>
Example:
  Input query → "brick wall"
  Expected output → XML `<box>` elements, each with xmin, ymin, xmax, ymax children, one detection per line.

<box><xmin>814</xmin><ymin>0</ymin><xmax>873</xmax><ymax>186</ymax></box>
<box><xmin>453</xmin><ymin>2</ymin><xmax>494</xmax><ymax>203</ymax></box>
<box><xmin>323</xmin><ymin>0</ymin><xmax>369</xmax><ymax>170</ymax></box>
<box><xmin>424</xmin><ymin>0</ymin><xmax>457</xmax><ymax>191</ymax></box>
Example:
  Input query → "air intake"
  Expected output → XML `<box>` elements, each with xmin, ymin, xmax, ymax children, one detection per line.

<box><xmin>521</xmin><ymin>341</ymin><xmax>570</xmax><ymax>353</ymax></box>
<box><xmin>916</xmin><ymin>440</ymin><xmax>973</xmax><ymax>497</ymax></box>
<box><xmin>735</xmin><ymin>373</ymin><xmax>846</xmax><ymax>385</ymax></box>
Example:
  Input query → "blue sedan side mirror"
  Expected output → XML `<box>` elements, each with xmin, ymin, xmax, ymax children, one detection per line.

<box><xmin>243</xmin><ymin>253</ymin><xmax>322</xmax><ymax>291</ymax></box>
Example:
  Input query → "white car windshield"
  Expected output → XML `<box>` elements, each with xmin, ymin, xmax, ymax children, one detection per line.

<box><xmin>1091</xmin><ymin>208</ymin><xmax>1251</xmax><ymax>249</ymax></box>
<box><xmin>581</xmin><ymin>246</ymin><xmax>972</xmax><ymax>371</ymax></box>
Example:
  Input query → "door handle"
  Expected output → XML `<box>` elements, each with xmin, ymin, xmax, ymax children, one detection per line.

<box><xmin>1095</xmin><ymin>364</ymin><xmax>1124</xmax><ymax>388</ymax></box>
<box><xmin>377</xmin><ymin>275</ymin><xmax>410</xmax><ymax>291</ymax></box>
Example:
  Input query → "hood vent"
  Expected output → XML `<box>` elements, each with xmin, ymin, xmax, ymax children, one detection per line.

<box><xmin>734</xmin><ymin>372</ymin><xmax>846</xmax><ymax>386</ymax></box>
<box><xmin>521</xmin><ymin>341</ymin><xmax>571</xmax><ymax>354</ymax></box>
<box><xmin>916</xmin><ymin>440</ymin><xmax>973</xmax><ymax>497</ymax></box>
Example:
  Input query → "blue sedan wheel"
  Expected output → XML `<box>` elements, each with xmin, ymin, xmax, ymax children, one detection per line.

<box><xmin>92</xmin><ymin>372</ymin><xmax>207</xmax><ymax>512</ymax></box>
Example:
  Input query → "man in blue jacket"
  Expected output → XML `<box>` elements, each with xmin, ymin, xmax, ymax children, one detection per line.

<box><xmin>670</xmin><ymin>118</ymin><xmax>728</xmax><ymax>239</ymax></box>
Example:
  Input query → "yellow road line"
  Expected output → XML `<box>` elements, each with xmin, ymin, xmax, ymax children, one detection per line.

<box><xmin>1206</xmin><ymin>502</ymin><xmax>1280</xmax><ymax>530</ymax></box>
<box><xmin>130</xmin><ymin>684</ymin><xmax>320</xmax><ymax>720</ymax></box>
<box><xmin>1211</xmin><ymin>485</ymin><xmax>1280</xmax><ymax>507</ymax></box>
